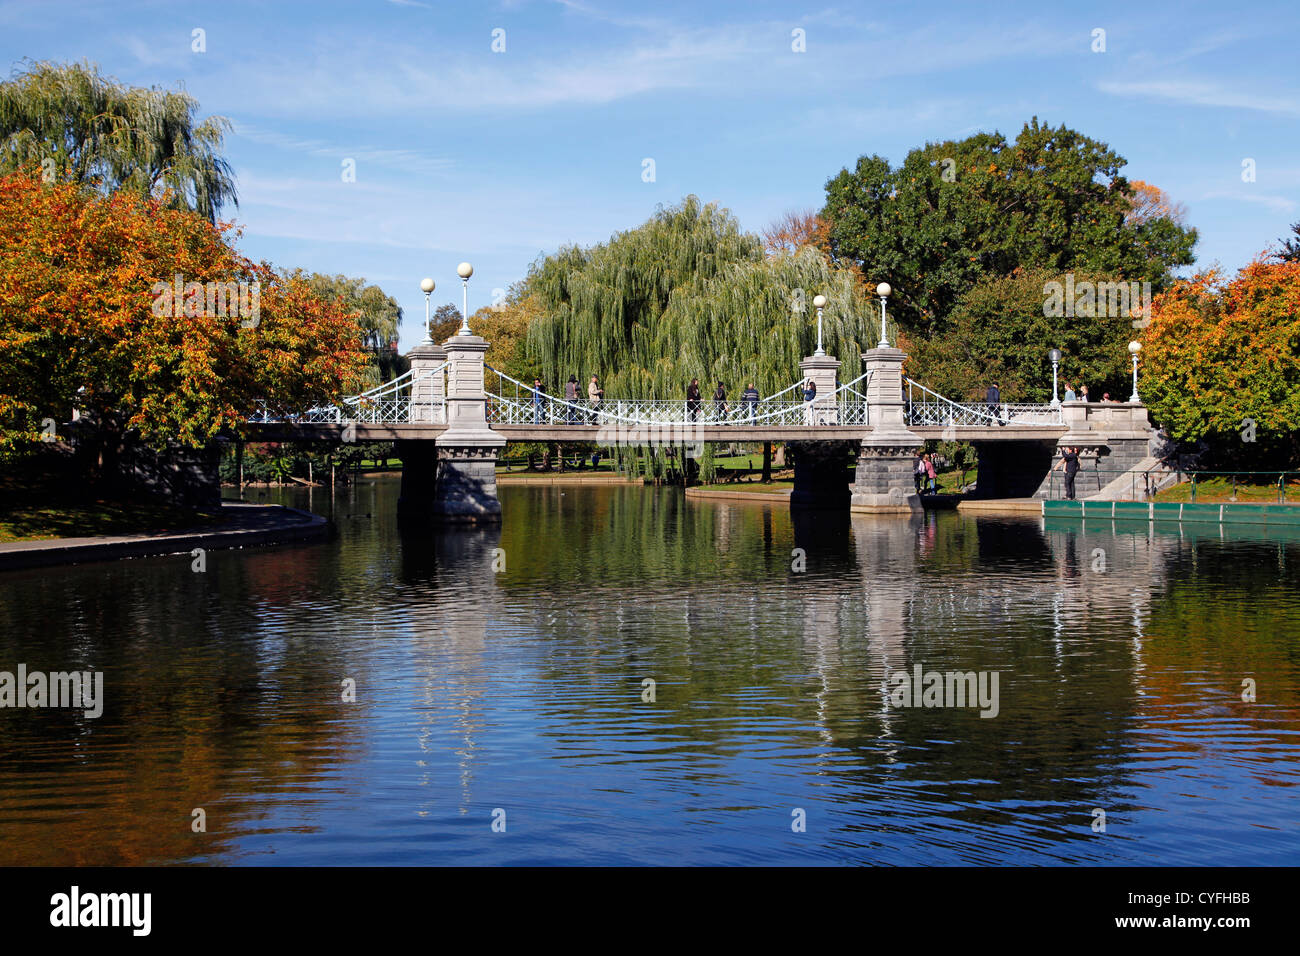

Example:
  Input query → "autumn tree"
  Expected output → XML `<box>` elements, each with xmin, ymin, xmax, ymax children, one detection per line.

<box><xmin>820</xmin><ymin>119</ymin><xmax>1198</xmax><ymax>337</ymax></box>
<box><xmin>1140</xmin><ymin>256</ymin><xmax>1300</xmax><ymax>467</ymax></box>
<box><xmin>0</xmin><ymin>171</ymin><xmax>367</xmax><ymax>464</ymax></box>
<box><xmin>0</xmin><ymin>60</ymin><xmax>237</xmax><ymax>223</ymax></box>
<box><xmin>303</xmin><ymin>273</ymin><xmax>404</xmax><ymax>384</ymax></box>
<box><xmin>761</xmin><ymin>209</ymin><xmax>828</xmax><ymax>256</ymax></box>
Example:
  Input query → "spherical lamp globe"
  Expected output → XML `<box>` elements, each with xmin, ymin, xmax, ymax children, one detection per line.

<box><xmin>457</xmin><ymin>262</ymin><xmax>474</xmax><ymax>279</ymax></box>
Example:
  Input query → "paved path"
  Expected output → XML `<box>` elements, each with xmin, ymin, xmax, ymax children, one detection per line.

<box><xmin>0</xmin><ymin>502</ymin><xmax>329</xmax><ymax>571</ymax></box>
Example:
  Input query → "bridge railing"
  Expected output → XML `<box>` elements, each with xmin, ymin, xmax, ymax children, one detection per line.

<box><xmin>248</xmin><ymin>363</ymin><xmax>447</xmax><ymax>425</ymax></box>
<box><xmin>904</xmin><ymin>379</ymin><xmax>1062</xmax><ymax>427</ymax></box>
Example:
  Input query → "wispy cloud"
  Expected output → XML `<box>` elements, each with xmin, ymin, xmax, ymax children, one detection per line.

<box><xmin>233</xmin><ymin>124</ymin><xmax>454</xmax><ymax>178</ymax></box>
<box><xmin>1198</xmin><ymin>190</ymin><xmax>1297</xmax><ymax>213</ymax></box>
<box><xmin>1097</xmin><ymin>79</ymin><xmax>1300</xmax><ymax>117</ymax></box>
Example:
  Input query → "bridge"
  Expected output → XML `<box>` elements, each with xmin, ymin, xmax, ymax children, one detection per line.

<box><xmin>246</xmin><ymin>327</ymin><xmax>1156</xmax><ymax>522</ymax></box>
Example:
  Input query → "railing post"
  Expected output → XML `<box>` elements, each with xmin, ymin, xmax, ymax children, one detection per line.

<box><xmin>852</xmin><ymin>346</ymin><xmax>923</xmax><ymax>513</ymax></box>
<box><xmin>799</xmin><ymin>353</ymin><xmax>840</xmax><ymax>426</ymax></box>
<box><xmin>427</xmin><ymin>332</ymin><xmax>506</xmax><ymax>522</ymax></box>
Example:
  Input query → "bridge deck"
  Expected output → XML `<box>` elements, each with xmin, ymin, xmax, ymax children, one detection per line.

<box><xmin>245</xmin><ymin>423</ymin><xmax>1069</xmax><ymax>442</ymax></box>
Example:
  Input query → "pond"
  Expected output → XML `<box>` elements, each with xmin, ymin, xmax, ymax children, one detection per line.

<box><xmin>1</xmin><ymin>478</ymin><xmax>1297</xmax><ymax>865</ymax></box>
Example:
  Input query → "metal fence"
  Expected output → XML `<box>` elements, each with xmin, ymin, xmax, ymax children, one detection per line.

<box><xmin>1044</xmin><ymin>467</ymin><xmax>1299</xmax><ymax>503</ymax></box>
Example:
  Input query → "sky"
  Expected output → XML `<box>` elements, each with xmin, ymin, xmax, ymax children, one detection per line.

<box><xmin>3</xmin><ymin>0</ymin><xmax>1297</xmax><ymax>349</ymax></box>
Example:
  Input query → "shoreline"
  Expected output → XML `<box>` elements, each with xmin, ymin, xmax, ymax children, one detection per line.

<box><xmin>0</xmin><ymin>502</ymin><xmax>330</xmax><ymax>572</ymax></box>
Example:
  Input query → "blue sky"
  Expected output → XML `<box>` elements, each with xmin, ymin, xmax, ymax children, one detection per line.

<box><xmin>3</xmin><ymin>0</ymin><xmax>1297</xmax><ymax>348</ymax></box>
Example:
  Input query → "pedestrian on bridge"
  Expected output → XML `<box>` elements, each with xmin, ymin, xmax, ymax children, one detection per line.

<box><xmin>565</xmin><ymin>375</ymin><xmax>579</xmax><ymax>423</ymax></box>
<box><xmin>532</xmin><ymin>377</ymin><xmax>546</xmax><ymax>424</ymax></box>
<box><xmin>1063</xmin><ymin>382</ymin><xmax>1077</xmax><ymax>402</ymax></box>
<box><xmin>687</xmin><ymin>378</ymin><xmax>702</xmax><ymax>422</ymax></box>
<box><xmin>713</xmin><ymin>383</ymin><xmax>728</xmax><ymax>421</ymax></box>
<box><xmin>742</xmin><ymin>383</ymin><xmax>759</xmax><ymax>423</ymax></box>
<box><xmin>985</xmin><ymin>382</ymin><xmax>1002</xmax><ymax>425</ymax></box>
<box><xmin>802</xmin><ymin>378</ymin><xmax>817</xmax><ymax>425</ymax></box>
<box><xmin>588</xmin><ymin>375</ymin><xmax>604</xmax><ymax>423</ymax></box>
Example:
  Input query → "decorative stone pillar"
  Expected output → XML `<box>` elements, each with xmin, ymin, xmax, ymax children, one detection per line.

<box><xmin>799</xmin><ymin>354</ymin><xmax>840</xmax><ymax>425</ymax></box>
<box><xmin>432</xmin><ymin>333</ymin><xmax>506</xmax><ymax>522</ymax></box>
<box><xmin>852</xmin><ymin>346</ymin><xmax>923</xmax><ymax>513</ymax></box>
<box><xmin>407</xmin><ymin>341</ymin><xmax>447</xmax><ymax>423</ymax></box>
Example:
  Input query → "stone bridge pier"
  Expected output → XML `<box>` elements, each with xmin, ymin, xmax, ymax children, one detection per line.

<box><xmin>399</xmin><ymin>331</ymin><xmax>505</xmax><ymax>523</ymax></box>
<box><xmin>851</xmin><ymin>346</ymin><xmax>923</xmax><ymax>514</ymax></box>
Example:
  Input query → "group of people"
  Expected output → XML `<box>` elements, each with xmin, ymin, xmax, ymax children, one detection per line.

<box><xmin>686</xmin><ymin>379</ymin><xmax>762</xmax><ymax>422</ymax></box>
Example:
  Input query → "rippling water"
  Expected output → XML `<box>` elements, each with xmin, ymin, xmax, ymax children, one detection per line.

<box><xmin>2</xmin><ymin>478</ymin><xmax>1298</xmax><ymax>865</ymax></box>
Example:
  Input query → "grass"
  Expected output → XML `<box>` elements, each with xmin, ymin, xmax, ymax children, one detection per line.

<box><xmin>0</xmin><ymin>461</ymin><xmax>223</xmax><ymax>543</ymax></box>
<box><xmin>692</xmin><ymin>481</ymin><xmax>793</xmax><ymax>494</ymax></box>
<box><xmin>0</xmin><ymin>498</ymin><xmax>223</xmax><ymax>543</ymax></box>
<box><xmin>1151</xmin><ymin>476</ymin><xmax>1298</xmax><ymax>504</ymax></box>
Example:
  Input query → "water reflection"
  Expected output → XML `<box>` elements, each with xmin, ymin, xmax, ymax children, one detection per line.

<box><xmin>0</xmin><ymin>478</ymin><xmax>1297</xmax><ymax>865</ymax></box>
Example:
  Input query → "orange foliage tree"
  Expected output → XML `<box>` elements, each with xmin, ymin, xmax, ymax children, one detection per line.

<box><xmin>0</xmin><ymin>171</ymin><xmax>367</xmax><ymax>461</ymax></box>
<box><xmin>1141</xmin><ymin>255</ymin><xmax>1300</xmax><ymax>465</ymax></box>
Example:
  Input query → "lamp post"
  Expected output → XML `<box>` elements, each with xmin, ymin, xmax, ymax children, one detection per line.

<box><xmin>1049</xmin><ymin>348</ymin><xmax>1062</xmax><ymax>406</ymax></box>
<box><xmin>420</xmin><ymin>277</ymin><xmax>436</xmax><ymax>343</ymax></box>
<box><xmin>812</xmin><ymin>294</ymin><xmax>827</xmax><ymax>356</ymax></box>
<box><xmin>1128</xmin><ymin>340</ymin><xmax>1142</xmax><ymax>403</ymax></box>
<box><xmin>456</xmin><ymin>261</ymin><xmax>474</xmax><ymax>335</ymax></box>
<box><xmin>876</xmin><ymin>282</ymin><xmax>892</xmax><ymax>347</ymax></box>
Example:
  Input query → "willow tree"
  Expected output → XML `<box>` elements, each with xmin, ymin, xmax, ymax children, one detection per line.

<box><xmin>0</xmin><ymin>59</ymin><xmax>236</xmax><ymax>222</ymax></box>
<box><xmin>523</xmin><ymin>196</ymin><xmax>878</xmax><ymax>399</ymax></box>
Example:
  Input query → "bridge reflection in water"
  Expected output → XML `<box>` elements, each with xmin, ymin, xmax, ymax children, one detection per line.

<box><xmin>2</xmin><ymin>480</ymin><xmax>1296</xmax><ymax>864</ymax></box>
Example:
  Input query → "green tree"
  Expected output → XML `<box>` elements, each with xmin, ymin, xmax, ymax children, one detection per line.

<box><xmin>0</xmin><ymin>59</ymin><xmax>236</xmax><ymax>223</ymax></box>
<box><xmin>905</xmin><ymin>267</ymin><xmax>1133</xmax><ymax>402</ymax></box>
<box><xmin>820</xmin><ymin>118</ymin><xmax>1197</xmax><ymax>337</ymax></box>
<box><xmin>1278</xmin><ymin>221</ymin><xmax>1300</xmax><ymax>262</ymax></box>
<box><xmin>522</xmin><ymin>196</ymin><xmax>878</xmax><ymax>398</ymax></box>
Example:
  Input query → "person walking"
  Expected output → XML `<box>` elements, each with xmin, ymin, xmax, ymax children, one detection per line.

<box><xmin>985</xmin><ymin>382</ymin><xmax>1002</xmax><ymax>425</ymax></box>
<box><xmin>742</xmin><ymin>382</ymin><xmax>759</xmax><ymax>423</ymax></box>
<box><xmin>686</xmin><ymin>378</ymin><xmax>702</xmax><ymax>422</ymax></box>
<box><xmin>532</xmin><ymin>377</ymin><xmax>546</xmax><ymax>424</ymax></box>
<box><xmin>588</xmin><ymin>374</ymin><xmax>604</xmax><ymax>423</ymax></box>
<box><xmin>1052</xmin><ymin>445</ymin><xmax>1081</xmax><ymax>500</ymax></box>
<box><xmin>712</xmin><ymin>382</ymin><xmax>728</xmax><ymax>421</ymax></box>
<box><xmin>802</xmin><ymin>378</ymin><xmax>817</xmax><ymax>424</ymax></box>
<box><xmin>564</xmin><ymin>374</ymin><xmax>579</xmax><ymax>423</ymax></box>
<box><xmin>924</xmin><ymin>452</ymin><xmax>938</xmax><ymax>494</ymax></box>
<box><xmin>1062</xmin><ymin>382</ymin><xmax>1077</xmax><ymax>402</ymax></box>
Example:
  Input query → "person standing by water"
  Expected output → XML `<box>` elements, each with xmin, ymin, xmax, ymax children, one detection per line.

<box><xmin>742</xmin><ymin>382</ymin><xmax>759</xmax><ymax>423</ymax></box>
<box><xmin>1052</xmin><ymin>445</ymin><xmax>1081</xmax><ymax>500</ymax></box>
<box><xmin>914</xmin><ymin>452</ymin><xmax>927</xmax><ymax>493</ymax></box>
<box><xmin>686</xmin><ymin>378</ymin><xmax>702</xmax><ymax>422</ymax></box>
<box><xmin>565</xmin><ymin>375</ymin><xmax>579</xmax><ymax>423</ymax></box>
<box><xmin>532</xmin><ymin>377</ymin><xmax>546</xmax><ymax>424</ymax></box>
<box><xmin>713</xmin><ymin>382</ymin><xmax>728</xmax><ymax>421</ymax></box>
<box><xmin>588</xmin><ymin>374</ymin><xmax>604</xmax><ymax>423</ymax></box>
<box><xmin>923</xmin><ymin>452</ymin><xmax>938</xmax><ymax>494</ymax></box>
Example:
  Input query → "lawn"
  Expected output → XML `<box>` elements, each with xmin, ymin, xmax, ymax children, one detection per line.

<box><xmin>1151</xmin><ymin>476</ymin><xmax>1299</xmax><ymax>504</ymax></box>
<box><xmin>0</xmin><ymin>498</ymin><xmax>223</xmax><ymax>543</ymax></box>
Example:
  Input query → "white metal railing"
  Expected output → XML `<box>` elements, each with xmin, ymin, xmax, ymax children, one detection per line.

<box><xmin>904</xmin><ymin>378</ymin><xmax>1061</xmax><ymax>427</ymax></box>
<box><xmin>250</xmin><ymin>362</ymin><xmax>447</xmax><ymax>424</ymax></box>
